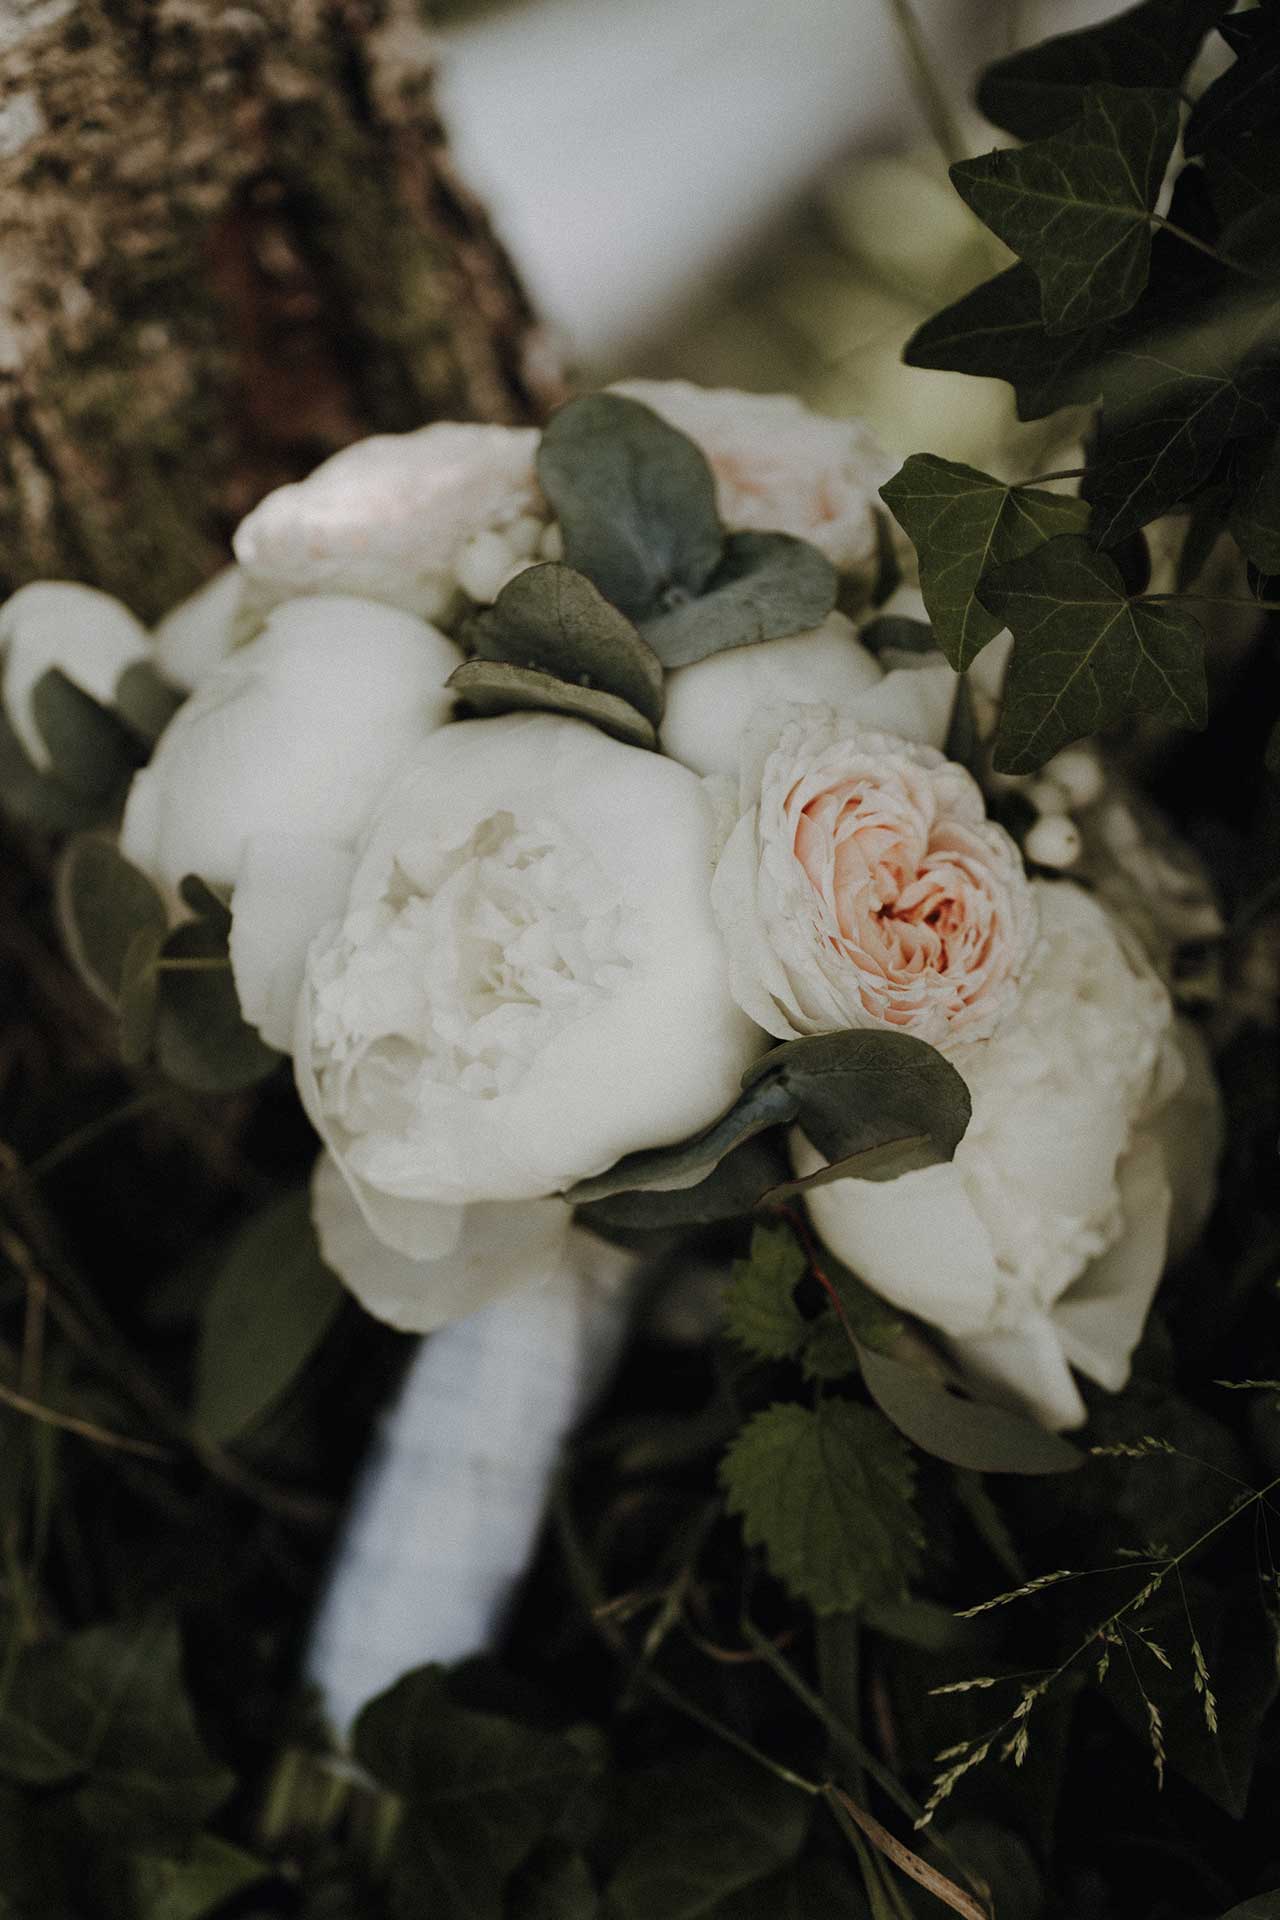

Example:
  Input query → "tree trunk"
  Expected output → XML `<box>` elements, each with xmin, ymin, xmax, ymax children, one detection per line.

<box><xmin>0</xmin><ymin>0</ymin><xmax>560</xmax><ymax>621</ymax></box>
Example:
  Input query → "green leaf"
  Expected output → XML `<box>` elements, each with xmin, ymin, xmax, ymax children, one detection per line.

<box><xmin>951</xmin><ymin>86</ymin><xmax>1181</xmax><ymax>333</ymax></box>
<box><xmin>750</xmin><ymin>1030</ymin><xmax>971</xmax><ymax>1171</ymax></box>
<box><xmin>1231</xmin><ymin>432</ymin><xmax>1280</xmax><ymax>574</ymax></box>
<box><xmin>711</xmin><ymin>1857</ymin><xmax>869</xmax><ymax>1918</ymax></box>
<box><xmin>472</xmin><ymin>563</ymin><xmax>665</xmax><ymax>726</ymax></box>
<box><xmin>31</xmin><ymin>668</ymin><xmax>145</xmax><ymax>803</ymax></box>
<box><xmin>194</xmin><ymin>1189</ymin><xmax>343</xmax><ymax>1444</ymax></box>
<box><xmin>640</xmin><ymin>532</ymin><xmax>837</xmax><ymax>670</ymax></box>
<box><xmin>567</xmin><ymin>1076</ymin><xmax>798</xmax><ymax>1206</ymax></box>
<box><xmin>605</xmin><ymin>1752</ymin><xmax>807</xmax><ymax>1920</ymax></box>
<box><xmin>855</xmin><ymin>1343</ymin><xmax>1082</xmax><ymax>1475</ymax></box>
<box><xmin>448</xmin><ymin>657</ymin><xmax>657</xmax><ymax>750</ymax></box>
<box><xmin>800</xmin><ymin>1310</ymin><xmax>860</xmax><ymax>1383</ymax></box>
<box><xmin>1185</xmin><ymin>8</ymin><xmax>1280</xmax><ymax>156</ymax></box>
<box><xmin>513</xmin><ymin>1844</ymin><xmax>599</xmax><ymax>1920</ymax></box>
<box><xmin>131</xmin><ymin>1836</ymin><xmax>270</xmax><ymax>1920</ymax></box>
<box><xmin>54</xmin><ymin>833</ymin><xmax>169</xmax><ymax>1009</ymax></box>
<box><xmin>721</xmin><ymin>1400</ymin><xmax>921</xmax><ymax>1613</ymax></box>
<box><xmin>976</xmin><ymin>0</ymin><xmax>1229</xmax><ymax>137</ymax></box>
<box><xmin>153</xmin><ymin>886</ymin><xmax>280</xmax><ymax>1093</ymax></box>
<box><xmin>537</xmin><ymin>394</ymin><xmax>723</xmax><ymax>622</ymax></box>
<box><xmin>355</xmin><ymin>1668</ymin><xmax>599</xmax><ymax>1920</ymax></box>
<box><xmin>880</xmin><ymin>456</ymin><xmax>1089</xmax><ymax>671</ymax></box>
<box><xmin>113</xmin><ymin>660</ymin><xmax>184</xmax><ymax>743</ymax></box>
<box><xmin>904</xmin><ymin>265</ymin><xmax>1105</xmax><ymax>423</ymax></box>
<box><xmin>723</xmin><ymin>1224</ymin><xmax>808</xmax><ymax>1362</ymax></box>
<box><xmin>575</xmin><ymin>1137</ymin><xmax>789</xmax><ymax>1234</ymax></box>
<box><xmin>1216</xmin><ymin>1900</ymin><xmax>1280</xmax><ymax>1920</ymax></box>
<box><xmin>979</xmin><ymin>535</ymin><xmax>1207</xmax><ymax>773</ymax></box>
<box><xmin>119</xmin><ymin>924</ymin><xmax>166</xmax><ymax>1065</ymax></box>
<box><xmin>0</xmin><ymin>1617</ymin><xmax>233</xmax><ymax>1845</ymax></box>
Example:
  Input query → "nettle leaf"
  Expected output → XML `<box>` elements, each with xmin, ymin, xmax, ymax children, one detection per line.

<box><xmin>721</xmin><ymin>1399</ymin><xmax>921</xmax><ymax>1613</ymax></box>
<box><xmin>951</xmin><ymin>86</ymin><xmax>1181</xmax><ymax>333</ymax></box>
<box><xmin>0</xmin><ymin>1617</ymin><xmax>233</xmax><ymax>1845</ymax></box>
<box><xmin>856</xmin><ymin>1343</ymin><xmax>1082</xmax><ymax>1475</ymax></box>
<box><xmin>976</xmin><ymin>0</ymin><xmax>1229</xmax><ymax>138</ymax></box>
<box><xmin>980</xmin><ymin>535</ymin><xmax>1207</xmax><ymax>774</ymax></box>
<box><xmin>55</xmin><ymin>833</ymin><xmax>169</xmax><ymax>1010</ymax></box>
<box><xmin>723</xmin><ymin>1224</ymin><xmax>808</xmax><ymax>1362</ymax></box>
<box><xmin>1231</xmin><ymin>431</ymin><xmax>1280</xmax><ymax>574</ymax></box>
<box><xmin>537</xmin><ymin>394</ymin><xmax>722</xmax><ymax>623</ymax></box>
<box><xmin>880</xmin><ymin>455</ymin><xmax>1089</xmax><ymax>671</ymax></box>
<box><xmin>448</xmin><ymin>658</ymin><xmax>657</xmax><ymax>750</ymax></box>
<box><xmin>605</xmin><ymin>1751</ymin><xmax>807</xmax><ymax>1920</ymax></box>
<box><xmin>130</xmin><ymin>1835</ymin><xmax>270</xmax><ymax>1920</ymax></box>
<box><xmin>153</xmin><ymin>883</ymin><xmax>280</xmax><ymax>1093</ymax></box>
<box><xmin>472</xmin><ymin>564</ymin><xmax>665</xmax><ymax>727</ymax></box>
<box><xmin>1185</xmin><ymin>7</ymin><xmax>1280</xmax><ymax>157</ymax></box>
<box><xmin>193</xmin><ymin>1189</ymin><xmax>343</xmax><ymax>1444</ymax></box>
<box><xmin>640</xmin><ymin>532</ymin><xmax>837</xmax><ymax>669</ymax></box>
<box><xmin>1084</xmin><ymin>290</ymin><xmax>1280</xmax><ymax>546</ymax></box>
<box><xmin>903</xmin><ymin>264</ymin><xmax>1106</xmax><ymax>423</ymax></box>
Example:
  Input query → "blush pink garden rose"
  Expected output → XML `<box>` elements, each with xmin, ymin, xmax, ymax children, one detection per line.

<box><xmin>711</xmin><ymin>709</ymin><xmax>1038</xmax><ymax>1049</ymax></box>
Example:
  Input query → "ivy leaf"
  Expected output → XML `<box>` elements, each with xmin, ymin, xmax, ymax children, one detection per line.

<box><xmin>856</xmin><ymin>1343</ymin><xmax>1082</xmax><ymax>1475</ymax></box>
<box><xmin>880</xmin><ymin>455</ymin><xmax>1089</xmax><ymax>671</ymax></box>
<box><xmin>979</xmin><ymin>535</ymin><xmax>1207</xmax><ymax>773</ymax></box>
<box><xmin>903</xmin><ymin>265</ymin><xmax>1106</xmax><ymax>422</ymax></box>
<box><xmin>723</xmin><ymin>1224</ymin><xmax>808</xmax><ymax>1362</ymax></box>
<box><xmin>193</xmin><ymin>1189</ymin><xmax>344</xmax><ymax>1444</ymax></box>
<box><xmin>640</xmin><ymin>532</ymin><xmax>837</xmax><ymax>669</ymax></box>
<box><xmin>1230</xmin><ymin>431</ymin><xmax>1280</xmax><ymax>574</ymax></box>
<box><xmin>721</xmin><ymin>1400</ymin><xmax>921</xmax><ymax>1613</ymax></box>
<box><xmin>951</xmin><ymin>86</ymin><xmax>1181</xmax><ymax>333</ymax></box>
<box><xmin>355</xmin><ymin>1668</ymin><xmax>599</xmax><ymax>1920</ymax></box>
<box><xmin>1185</xmin><ymin>7</ymin><xmax>1280</xmax><ymax>156</ymax></box>
<box><xmin>605</xmin><ymin>1752</ymin><xmax>808</xmax><ymax>1920</ymax></box>
<box><xmin>130</xmin><ymin>1836</ymin><xmax>270</xmax><ymax>1920</ymax></box>
<box><xmin>54</xmin><ymin>833</ymin><xmax>169</xmax><ymax>1010</ymax></box>
<box><xmin>537</xmin><ymin>394</ymin><xmax>722</xmax><ymax>622</ymax></box>
<box><xmin>448</xmin><ymin>658</ymin><xmax>657</xmax><ymax>750</ymax></box>
<box><xmin>472</xmin><ymin>564</ymin><xmax>665</xmax><ymax>726</ymax></box>
<box><xmin>976</xmin><ymin>0</ymin><xmax>1229</xmax><ymax>138</ymax></box>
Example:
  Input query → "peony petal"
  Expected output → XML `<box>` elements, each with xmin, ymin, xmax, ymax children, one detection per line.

<box><xmin>152</xmin><ymin>566</ymin><xmax>244</xmax><ymax>691</ymax></box>
<box><xmin>1051</xmin><ymin>1136</ymin><xmax>1171</xmax><ymax>1395</ymax></box>
<box><xmin>0</xmin><ymin>582</ymin><xmax>149</xmax><ymax>768</ymax></box>
<box><xmin>849</xmin><ymin>661</ymin><xmax>957</xmax><ymax>750</ymax></box>
<box><xmin>229</xmin><ymin>833</ymin><xmax>356</xmax><ymax>1052</ymax></box>
<box><xmin>949</xmin><ymin>1315</ymin><xmax>1088</xmax><ymax>1431</ymax></box>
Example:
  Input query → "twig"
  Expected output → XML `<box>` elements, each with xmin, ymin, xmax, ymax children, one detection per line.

<box><xmin>0</xmin><ymin>1380</ymin><xmax>175</xmax><ymax>1461</ymax></box>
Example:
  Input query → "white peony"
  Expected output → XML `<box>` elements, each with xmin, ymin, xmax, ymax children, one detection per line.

<box><xmin>152</xmin><ymin>566</ymin><xmax>245</xmax><ymax>692</ymax></box>
<box><xmin>611</xmin><ymin>379</ymin><xmax>892</xmax><ymax>572</ymax></box>
<box><xmin>796</xmin><ymin>880</ymin><xmax>1201</xmax><ymax>1429</ymax></box>
<box><xmin>120</xmin><ymin>595</ymin><xmax>461</xmax><ymax>909</ymax></box>
<box><xmin>0</xmin><ymin>582</ymin><xmax>150</xmax><ymax>768</ymax></box>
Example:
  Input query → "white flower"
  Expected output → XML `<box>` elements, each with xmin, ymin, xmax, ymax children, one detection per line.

<box><xmin>659</xmin><ymin>610</ymin><xmax>957</xmax><ymax>779</ymax></box>
<box><xmin>796</xmin><ymin>880</ymin><xmax>1197</xmax><ymax>1429</ymax></box>
<box><xmin>611</xmin><ymin>379</ymin><xmax>891</xmax><ymax>572</ymax></box>
<box><xmin>232</xmin><ymin>422</ymin><xmax>542</xmax><ymax>623</ymax></box>
<box><xmin>0</xmin><ymin>582</ymin><xmax>149</xmax><ymax>768</ymax></box>
<box><xmin>287</xmin><ymin>712</ymin><xmax>759</xmax><ymax>1324</ymax></box>
<box><xmin>712</xmin><ymin>707</ymin><xmax>1037</xmax><ymax>1048</ymax></box>
<box><xmin>152</xmin><ymin>566</ymin><xmax>245</xmax><ymax>692</ymax></box>
<box><xmin>120</xmin><ymin>592</ymin><xmax>460</xmax><ymax>908</ymax></box>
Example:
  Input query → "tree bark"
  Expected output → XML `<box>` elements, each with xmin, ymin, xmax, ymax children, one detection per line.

<box><xmin>0</xmin><ymin>0</ymin><xmax>561</xmax><ymax>620</ymax></box>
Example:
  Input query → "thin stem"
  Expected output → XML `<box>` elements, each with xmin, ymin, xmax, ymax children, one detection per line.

<box><xmin>881</xmin><ymin>0</ymin><xmax>967</xmax><ymax>168</ymax></box>
<box><xmin>1021</xmin><ymin>467</ymin><xmax>1085</xmax><ymax>487</ymax></box>
<box><xmin>1153</xmin><ymin>217</ymin><xmax>1269</xmax><ymax>282</ymax></box>
<box><xmin>155</xmin><ymin>955</ymin><xmax>231</xmax><ymax>973</ymax></box>
<box><xmin>3</xmin><ymin>1090</ymin><xmax>169</xmax><ymax>1190</ymax></box>
<box><xmin>1145</xmin><ymin>593</ymin><xmax>1280</xmax><ymax>611</ymax></box>
<box><xmin>0</xmin><ymin>1380</ymin><xmax>176</xmax><ymax>1461</ymax></box>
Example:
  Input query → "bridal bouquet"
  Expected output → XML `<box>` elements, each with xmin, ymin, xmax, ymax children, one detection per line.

<box><xmin>2</xmin><ymin>2</ymin><xmax>1279</xmax><ymax>1915</ymax></box>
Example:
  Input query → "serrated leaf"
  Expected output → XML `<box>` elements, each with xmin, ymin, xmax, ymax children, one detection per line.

<box><xmin>605</xmin><ymin>1752</ymin><xmax>808</xmax><ymax>1920</ymax></box>
<box><xmin>855</xmin><ymin>1343</ymin><xmax>1082</xmax><ymax>1475</ymax></box>
<box><xmin>537</xmin><ymin>394</ymin><xmax>723</xmax><ymax>622</ymax></box>
<box><xmin>976</xmin><ymin>0</ymin><xmax>1229</xmax><ymax>137</ymax></box>
<box><xmin>31</xmin><ymin>668</ymin><xmax>145</xmax><ymax>803</ymax></box>
<box><xmin>355</xmin><ymin>1668</ymin><xmax>599</xmax><ymax>1920</ymax></box>
<box><xmin>472</xmin><ymin>564</ymin><xmax>665</xmax><ymax>726</ymax></box>
<box><xmin>54</xmin><ymin>833</ymin><xmax>168</xmax><ymax>1008</ymax></box>
<box><xmin>448</xmin><ymin>657</ymin><xmax>657</xmax><ymax>749</ymax></box>
<box><xmin>721</xmin><ymin>1400</ymin><xmax>921</xmax><ymax>1613</ymax></box>
<box><xmin>979</xmin><ymin>534</ymin><xmax>1206</xmax><ymax>773</ymax></box>
<box><xmin>131</xmin><ymin>1836</ymin><xmax>270</xmax><ymax>1920</ymax></box>
<box><xmin>723</xmin><ymin>1224</ymin><xmax>808</xmax><ymax>1362</ymax></box>
<box><xmin>904</xmin><ymin>265</ymin><xmax>1106</xmax><ymax>422</ymax></box>
<box><xmin>640</xmin><ymin>532</ymin><xmax>837</xmax><ymax>669</ymax></box>
<box><xmin>880</xmin><ymin>456</ymin><xmax>1089</xmax><ymax>670</ymax></box>
<box><xmin>153</xmin><ymin>898</ymin><xmax>280</xmax><ymax>1094</ymax></box>
<box><xmin>194</xmin><ymin>1189</ymin><xmax>343</xmax><ymax>1444</ymax></box>
<box><xmin>1231</xmin><ymin>431</ymin><xmax>1280</xmax><ymax>573</ymax></box>
<box><xmin>952</xmin><ymin>86</ymin><xmax>1180</xmax><ymax>333</ymax></box>
<box><xmin>1185</xmin><ymin>7</ymin><xmax>1280</xmax><ymax>155</ymax></box>
<box><xmin>801</xmin><ymin>1310</ymin><xmax>860</xmax><ymax>1382</ymax></box>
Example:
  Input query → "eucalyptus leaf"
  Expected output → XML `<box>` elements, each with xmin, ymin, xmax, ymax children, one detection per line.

<box><xmin>640</xmin><ymin>532</ymin><xmax>837</xmax><ymax>669</ymax></box>
<box><xmin>31</xmin><ymin>668</ymin><xmax>145</xmax><ymax>803</ymax></box>
<box><xmin>575</xmin><ymin>1136</ymin><xmax>790</xmax><ymax>1233</ymax></box>
<box><xmin>537</xmin><ymin>394</ymin><xmax>722</xmax><ymax>622</ymax></box>
<box><xmin>154</xmin><ymin>888</ymin><xmax>280</xmax><ymax>1094</ymax></box>
<box><xmin>113</xmin><ymin>660</ymin><xmax>184</xmax><ymax>743</ymax></box>
<box><xmin>903</xmin><ymin>265</ymin><xmax>1105</xmax><ymax>423</ymax></box>
<box><xmin>880</xmin><ymin>455</ymin><xmax>1089</xmax><ymax>671</ymax></box>
<box><xmin>448</xmin><ymin>658</ymin><xmax>657</xmax><ymax>749</ymax></box>
<box><xmin>749</xmin><ymin>1029</ymin><xmax>971</xmax><ymax>1171</ymax></box>
<box><xmin>119</xmin><ymin>923</ymin><xmax>167</xmax><ymax>1065</ymax></box>
<box><xmin>474</xmin><ymin>563</ymin><xmax>665</xmax><ymax>725</ymax></box>
<box><xmin>951</xmin><ymin>86</ymin><xmax>1181</xmax><ymax>333</ymax></box>
<box><xmin>980</xmin><ymin>535</ymin><xmax>1207</xmax><ymax>773</ymax></box>
<box><xmin>855</xmin><ymin>1343</ymin><xmax>1082</xmax><ymax>1475</ymax></box>
<box><xmin>567</xmin><ymin>1075</ymin><xmax>797</xmax><ymax>1206</ymax></box>
<box><xmin>976</xmin><ymin>0</ymin><xmax>1229</xmax><ymax>138</ymax></box>
<box><xmin>0</xmin><ymin>709</ymin><xmax>103</xmax><ymax>832</ymax></box>
<box><xmin>54</xmin><ymin>833</ymin><xmax>169</xmax><ymax>1009</ymax></box>
<box><xmin>721</xmin><ymin>1400</ymin><xmax>921</xmax><ymax>1613</ymax></box>
<box><xmin>194</xmin><ymin>1189</ymin><xmax>343</xmax><ymax>1444</ymax></box>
